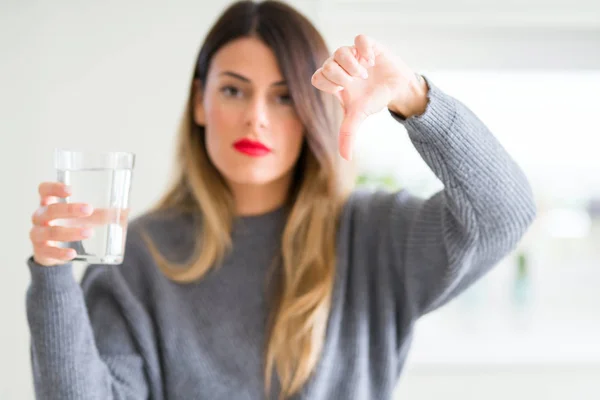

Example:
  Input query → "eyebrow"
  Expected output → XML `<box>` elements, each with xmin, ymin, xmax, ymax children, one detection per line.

<box><xmin>219</xmin><ymin>71</ymin><xmax>287</xmax><ymax>87</ymax></box>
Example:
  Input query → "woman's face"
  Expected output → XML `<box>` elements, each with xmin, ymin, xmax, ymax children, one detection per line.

<box><xmin>194</xmin><ymin>36</ymin><xmax>305</xmax><ymax>189</ymax></box>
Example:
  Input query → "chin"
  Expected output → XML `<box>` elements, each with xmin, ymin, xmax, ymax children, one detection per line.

<box><xmin>221</xmin><ymin>166</ymin><xmax>283</xmax><ymax>186</ymax></box>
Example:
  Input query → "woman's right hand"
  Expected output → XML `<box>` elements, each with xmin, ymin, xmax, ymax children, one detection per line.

<box><xmin>30</xmin><ymin>182</ymin><xmax>95</xmax><ymax>267</ymax></box>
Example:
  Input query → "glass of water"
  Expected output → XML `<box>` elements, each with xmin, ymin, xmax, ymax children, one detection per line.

<box><xmin>54</xmin><ymin>148</ymin><xmax>135</xmax><ymax>265</ymax></box>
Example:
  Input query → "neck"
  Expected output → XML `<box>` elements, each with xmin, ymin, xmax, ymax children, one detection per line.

<box><xmin>228</xmin><ymin>173</ymin><xmax>293</xmax><ymax>216</ymax></box>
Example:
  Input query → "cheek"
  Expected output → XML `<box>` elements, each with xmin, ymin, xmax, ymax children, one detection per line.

<box><xmin>204</xmin><ymin>100</ymin><xmax>240</xmax><ymax>159</ymax></box>
<box><xmin>206</xmin><ymin>103</ymin><xmax>236</xmax><ymax>138</ymax></box>
<box><xmin>275</xmin><ymin>117</ymin><xmax>305</xmax><ymax>163</ymax></box>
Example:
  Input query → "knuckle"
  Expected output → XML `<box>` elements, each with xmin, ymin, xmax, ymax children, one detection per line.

<box><xmin>335</xmin><ymin>49</ymin><xmax>350</xmax><ymax>63</ymax></box>
<box><xmin>333</xmin><ymin>47</ymin><xmax>345</xmax><ymax>58</ymax></box>
<box><xmin>323</xmin><ymin>62</ymin><xmax>335</xmax><ymax>74</ymax></box>
<box><xmin>31</xmin><ymin>206</ymin><xmax>44</xmax><ymax>225</ymax></box>
<box><xmin>48</xmin><ymin>225</ymin><xmax>60</xmax><ymax>239</ymax></box>
<box><xmin>66</xmin><ymin>203</ymin><xmax>78</xmax><ymax>214</ymax></box>
<box><xmin>44</xmin><ymin>204</ymin><xmax>56</xmax><ymax>220</ymax></box>
<box><xmin>337</xmin><ymin>53</ymin><xmax>359</xmax><ymax>71</ymax></box>
<box><xmin>43</xmin><ymin>245</ymin><xmax>58</xmax><ymax>257</ymax></box>
<box><xmin>311</xmin><ymin>71</ymin><xmax>319</xmax><ymax>85</ymax></box>
<box><xmin>29</xmin><ymin>227</ymin><xmax>37</xmax><ymax>243</ymax></box>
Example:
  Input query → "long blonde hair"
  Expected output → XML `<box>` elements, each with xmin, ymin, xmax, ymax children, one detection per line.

<box><xmin>141</xmin><ymin>1</ymin><xmax>354</xmax><ymax>397</ymax></box>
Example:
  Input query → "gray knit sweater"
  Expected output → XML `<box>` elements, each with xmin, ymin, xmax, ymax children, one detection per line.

<box><xmin>26</xmin><ymin>77</ymin><xmax>536</xmax><ymax>400</ymax></box>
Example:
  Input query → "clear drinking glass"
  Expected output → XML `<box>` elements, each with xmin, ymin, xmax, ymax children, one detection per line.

<box><xmin>54</xmin><ymin>148</ymin><xmax>135</xmax><ymax>265</ymax></box>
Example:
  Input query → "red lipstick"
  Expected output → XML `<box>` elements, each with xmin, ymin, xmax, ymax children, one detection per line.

<box><xmin>232</xmin><ymin>138</ymin><xmax>272</xmax><ymax>157</ymax></box>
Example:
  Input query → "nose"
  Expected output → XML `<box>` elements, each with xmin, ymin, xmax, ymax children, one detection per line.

<box><xmin>244</xmin><ymin>96</ymin><xmax>269</xmax><ymax>132</ymax></box>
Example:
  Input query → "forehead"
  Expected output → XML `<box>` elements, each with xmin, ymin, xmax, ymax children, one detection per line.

<box><xmin>209</xmin><ymin>36</ymin><xmax>284</xmax><ymax>83</ymax></box>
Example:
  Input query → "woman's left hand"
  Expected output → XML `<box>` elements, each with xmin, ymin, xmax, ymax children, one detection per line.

<box><xmin>311</xmin><ymin>34</ymin><xmax>429</xmax><ymax>160</ymax></box>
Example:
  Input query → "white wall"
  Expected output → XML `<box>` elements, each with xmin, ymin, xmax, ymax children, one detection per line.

<box><xmin>1</xmin><ymin>2</ymin><xmax>228</xmax><ymax>398</ymax></box>
<box><xmin>1</xmin><ymin>1</ymin><xmax>599</xmax><ymax>399</ymax></box>
<box><xmin>318</xmin><ymin>0</ymin><xmax>600</xmax><ymax>70</ymax></box>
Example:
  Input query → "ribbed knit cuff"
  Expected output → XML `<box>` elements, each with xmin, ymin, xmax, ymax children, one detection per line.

<box><xmin>388</xmin><ymin>75</ymin><xmax>458</xmax><ymax>143</ymax></box>
<box><xmin>27</xmin><ymin>256</ymin><xmax>78</xmax><ymax>292</ymax></box>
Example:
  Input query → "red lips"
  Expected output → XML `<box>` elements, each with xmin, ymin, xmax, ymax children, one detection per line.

<box><xmin>232</xmin><ymin>138</ymin><xmax>272</xmax><ymax>157</ymax></box>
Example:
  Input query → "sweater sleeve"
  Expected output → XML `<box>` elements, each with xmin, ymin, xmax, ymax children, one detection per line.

<box><xmin>384</xmin><ymin>76</ymin><xmax>537</xmax><ymax>319</ymax></box>
<box><xmin>25</xmin><ymin>226</ymin><xmax>162</xmax><ymax>399</ymax></box>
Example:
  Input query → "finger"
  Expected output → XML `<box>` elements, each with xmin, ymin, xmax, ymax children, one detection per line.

<box><xmin>33</xmin><ymin>244</ymin><xmax>77</xmax><ymax>262</ymax></box>
<box><xmin>339</xmin><ymin>109</ymin><xmax>368</xmax><ymax>161</ymax></box>
<box><xmin>77</xmin><ymin>207</ymin><xmax>129</xmax><ymax>228</ymax></box>
<box><xmin>354</xmin><ymin>34</ymin><xmax>375</xmax><ymax>66</ymax></box>
<box><xmin>311</xmin><ymin>68</ymin><xmax>344</xmax><ymax>94</ymax></box>
<box><xmin>333</xmin><ymin>47</ymin><xmax>368</xmax><ymax>79</ymax></box>
<box><xmin>30</xmin><ymin>225</ymin><xmax>94</xmax><ymax>244</ymax></box>
<box><xmin>41</xmin><ymin>196</ymin><xmax>59</xmax><ymax>207</ymax></box>
<box><xmin>32</xmin><ymin>202</ymin><xmax>94</xmax><ymax>226</ymax></box>
<box><xmin>41</xmin><ymin>207</ymin><xmax>130</xmax><ymax>229</ymax></box>
<box><xmin>38</xmin><ymin>182</ymin><xmax>71</xmax><ymax>202</ymax></box>
<box><xmin>320</xmin><ymin>60</ymin><xmax>354</xmax><ymax>88</ymax></box>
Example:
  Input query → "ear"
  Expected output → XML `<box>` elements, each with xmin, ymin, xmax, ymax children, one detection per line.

<box><xmin>192</xmin><ymin>79</ymin><xmax>206</xmax><ymax>126</ymax></box>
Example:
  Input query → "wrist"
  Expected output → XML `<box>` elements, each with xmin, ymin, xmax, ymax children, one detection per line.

<box><xmin>387</xmin><ymin>74</ymin><xmax>429</xmax><ymax>119</ymax></box>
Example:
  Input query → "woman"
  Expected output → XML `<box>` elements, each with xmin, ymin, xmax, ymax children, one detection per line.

<box><xmin>26</xmin><ymin>1</ymin><xmax>536</xmax><ymax>399</ymax></box>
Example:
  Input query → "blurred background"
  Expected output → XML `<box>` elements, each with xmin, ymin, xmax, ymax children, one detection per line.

<box><xmin>1</xmin><ymin>0</ymin><xmax>599</xmax><ymax>399</ymax></box>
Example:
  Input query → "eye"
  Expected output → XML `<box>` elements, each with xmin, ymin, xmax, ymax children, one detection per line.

<box><xmin>277</xmin><ymin>93</ymin><xmax>293</xmax><ymax>105</ymax></box>
<box><xmin>220</xmin><ymin>85</ymin><xmax>242</xmax><ymax>98</ymax></box>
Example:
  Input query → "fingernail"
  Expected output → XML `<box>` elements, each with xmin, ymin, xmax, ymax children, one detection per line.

<box><xmin>81</xmin><ymin>228</ymin><xmax>94</xmax><ymax>238</ymax></box>
<box><xmin>361</xmin><ymin>71</ymin><xmax>368</xmax><ymax>79</ymax></box>
<box><xmin>64</xmin><ymin>185</ymin><xmax>72</xmax><ymax>195</ymax></box>
<box><xmin>80</xmin><ymin>204</ymin><xmax>93</xmax><ymax>214</ymax></box>
<box><xmin>369</xmin><ymin>58</ymin><xmax>375</xmax><ymax>66</ymax></box>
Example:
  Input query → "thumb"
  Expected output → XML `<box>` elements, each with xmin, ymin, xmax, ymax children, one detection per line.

<box><xmin>339</xmin><ymin>109</ymin><xmax>367</xmax><ymax>161</ymax></box>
